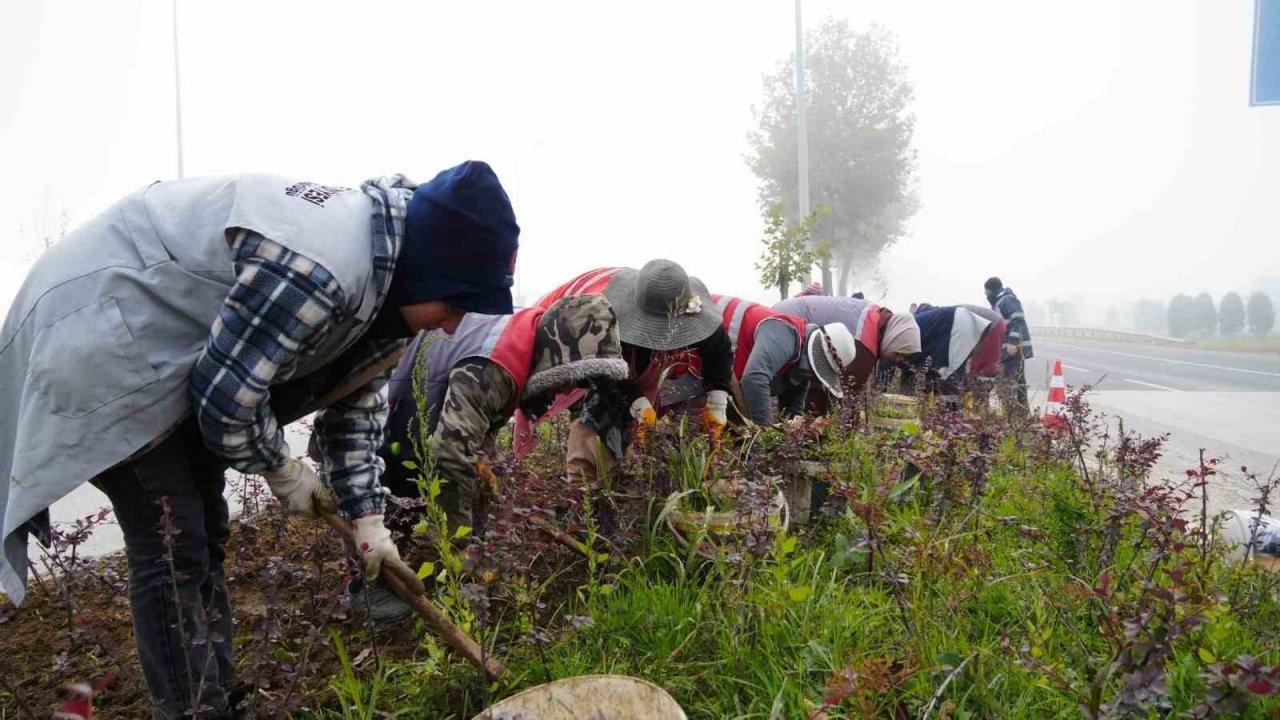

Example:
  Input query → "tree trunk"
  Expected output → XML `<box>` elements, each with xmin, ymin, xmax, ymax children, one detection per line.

<box><xmin>820</xmin><ymin>257</ymin><xmax>833</xmax><ymax>297</ymax></box>
<box><xmin>836</xmin><ymin>253</ymin><xmax>856</xmax><ymax>297</ymax></box>
<box><xmin>779</xmin><ymin>270</ymin><xmax>791</xmax><ymax>301</ymax></box>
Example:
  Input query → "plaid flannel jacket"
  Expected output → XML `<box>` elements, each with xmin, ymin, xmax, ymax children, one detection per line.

<box><xmin>189</xmin><ymin>229</ymin><xmax>404</xmax><ymax>517</ymax></box>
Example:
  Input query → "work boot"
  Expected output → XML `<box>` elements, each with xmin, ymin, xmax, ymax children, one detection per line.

<box><xmin>227</xmin><ymin>682</ymin><xmax>255</xmax><ymax>720</ymax></box>
<box><xmin>346</xmin><ymin>577</ymin><xmax>414</xmax><ymax>624</ymax></box>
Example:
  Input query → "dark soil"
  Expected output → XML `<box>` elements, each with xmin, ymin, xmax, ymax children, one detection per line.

<box><xmin>0</xmin><ymin>513</ymin><xmax>427</xmax><ymax>719</ymax></box>
<box><xmin>0</xmin><ymin>425</ymin><xmax>603</xmax><ymax>719</ymax></box>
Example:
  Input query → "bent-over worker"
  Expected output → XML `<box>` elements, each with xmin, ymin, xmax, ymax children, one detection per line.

<box><xmin>699</xmin><ymin>295</ymin><xmax>857</xmax><ymax>425</ymax></box>
<box><xmin>896</xmin><ymin>305</ymin><xmax>993</xmax><ymax>395</ymax></box>
<box><xmin>381</xmin><ymin>295</ymin><xmax>630</xmax><ymax>527</ymax></box>
<box><xmin>0</xmin><ymin>162</ymin><xmax>519</xmax><ymax>719</ymax></box>
<box><xmin>535</xmin><ymin>260</ymin><xmax>734</xmax><ymax>483</ymax></box>
<box><xmin>773</xmin><ymin>294</ymin><xmax>921</xmax><ymax>407</ymax></box>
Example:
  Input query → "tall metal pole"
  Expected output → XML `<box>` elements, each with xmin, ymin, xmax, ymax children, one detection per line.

<box><xmin>172</xmin><ymin>0</ymin><xmax>185</xmax><ymax>178</ymax></box>
<box><xmin>794</xmin><ymin>0</ymin><xmax>813</xmax><ymax>285</ymax></box>
<box><xmin>794</xmin><ymin>0</ymin><xmax>810</xmax><ymax>221</ymax></box>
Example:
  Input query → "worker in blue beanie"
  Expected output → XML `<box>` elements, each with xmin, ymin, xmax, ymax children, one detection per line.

<box><xmin>0</xmin><ymin>162</ymin><xmax>518</xmax><ymax>718</ymax></box>
<box><xmin>393</xmin><ymin>160</ymin><xmax>520</xmax><ymax>319</ymax></box>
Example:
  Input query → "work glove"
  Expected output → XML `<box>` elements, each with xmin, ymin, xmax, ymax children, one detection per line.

<box><xmin>580</xmin><ymin>383</ymin><xmax>630</xmax><ymax>458</ymax></box>
<box><xmin>353</xmin><ymin>514</ymin><xmax>425</xmax><ymax>595</ymax></box>
<box><xmin>1003</xmin><ymin>343</ymin><xmax>1020</xmax><ymax>359</ymax></box>
<box><xmin>476</xmin><ymin>459</ymin><xmax>501</xmax><ymax>496</ymax></box>
<box><xmin>630</xmin><ymin>397</ymin><xmax>657</xmax><ymax>443</ymax></box>
<box><xmin>703</xmin><ymin>390</ymin><xmax>729</xmax><ymax>441</ymax></box>
<box><xmin>264</xmin><ymin>458</ymin><xmax>324</xmax><ymax>516</ymax></box>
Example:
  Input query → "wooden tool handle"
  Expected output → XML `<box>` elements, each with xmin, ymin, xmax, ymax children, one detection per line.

<box><xmin>318</xmin><ymin>510</ymin><xmax>506</xmax><ymax>680</ymax></box>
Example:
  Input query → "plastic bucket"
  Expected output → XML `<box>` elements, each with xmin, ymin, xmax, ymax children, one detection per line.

<box><xmin>472</xmin><ymin>675</ymin><xmax>687</xmax><ymax>719</ymax></box>
<box><xmin>667</xmin><ymin>490</ymin><xmax>788</xmax><ymax>558</ymax></box>
<box><xmin>1218</xmin><ymin>510</ymin><xmax>1280</xmax><ymax>567</ymax></box>
<box><xmin>870</xmin><ymin>393</ymin><xmax>920</xmax><ymax>431</ymax></box>
<box><xmin>668</xmin><ymin>489</ymin><xmax>786</xmax><ymax>535</ymax></box>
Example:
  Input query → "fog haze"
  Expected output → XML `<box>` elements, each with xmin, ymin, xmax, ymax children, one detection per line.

<box><xmin>3</xmin><ymin>1</ymin><xmax>1277</xmax><ymax>320</ymax></box>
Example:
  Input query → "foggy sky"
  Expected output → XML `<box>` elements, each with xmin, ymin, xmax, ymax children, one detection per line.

<box><xmin>2</xmin><ymin>1</ymin><xmax>1277</xmax><ymax>320</ymax></box>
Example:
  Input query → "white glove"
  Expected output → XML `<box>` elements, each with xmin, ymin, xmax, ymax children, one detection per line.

<box><xmin>263</xmin><ymin>458</ymin><xmax>323</xmax><ymax>516</ymax></box>
<box><xmin>706</xmin><ymin>390</ymin><xmax>729</xmax><ymax>425</ymax></box>
<box><xmin>353</xmin><ymin>514</ymin><xmax>417</xmax><ymax>588</ymax></box>
<box><xmin>630</xmin><ymin>397</ymin><xmax>657</xmax><ymax>425</ymax></box>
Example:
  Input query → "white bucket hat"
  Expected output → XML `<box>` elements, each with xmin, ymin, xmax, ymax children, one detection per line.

<box><xmin>807</xmin><ymin>322</ymin><xmax>858</xmax><ymax>398</ymax></box>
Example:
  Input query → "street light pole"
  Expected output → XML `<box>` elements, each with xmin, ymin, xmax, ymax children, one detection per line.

<box><xmin>794</xmin><ymin>0</ymin><xmax>812</xmax><ymax>285</ymax></box>
<box><xmin>173</xmin><ymin>0</ymin><xmax>185</xmax><ymax>178</ymax></box>
<box><xmin>794</xmin><ymin>0</ymin><xmax>809</xmax><ymax>221</ymax></box>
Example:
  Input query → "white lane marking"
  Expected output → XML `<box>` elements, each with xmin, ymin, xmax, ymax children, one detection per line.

<box><xmin>1038</xmin><ymin>342</ymin><xmax>1280</xmax><ymax>379</ymax></box>
<box><xmin>1062</xmin><ymin>364</ymin><xmax>1091</xmax><ymax>373</ymax></box>
<box><xmin>1122</xmin><ymin>378</ymin><xmax>1181</xmax><ymax>392</ymax></box>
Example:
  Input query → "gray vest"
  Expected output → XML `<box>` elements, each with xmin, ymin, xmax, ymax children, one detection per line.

<box><xmin>388</xmin><ymin>313</ymin><xmax>518</xmax><ymax>436</ymax></box>
<box><xmin>0</xmin><ymin>174</ymin><xmax>383</xmax><ymax>603</ymax></box>
<box><xmin>773</xmin><ymin>296</ymin><xmax>874</xmax><ymax>340</ymax></box>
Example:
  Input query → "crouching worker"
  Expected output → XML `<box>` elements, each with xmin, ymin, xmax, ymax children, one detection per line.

<box><xmin>773</xmin><ymin>294</ymin><xmax>922</xmax><ymax>410</ymax></box>
<box><xmin>536</xmin><ymin>260</ymin><xmax>734</xmax><ymax>484</ymax></box>
<box><xmin>381</xmin><ymin>295</ymin><xmax>630</xmax><ymax>532</ymax></box>
<box><xmin>894</xmin><ymin>304</ymin><xmax>993</xmax><ymax>396</ymax></box>
<box><xmin>694</xmin><ymin>296</ymin><xmax>857</xmax><ymax>425</ymax></box>
<box><xmin>0</xmin><ymin>162</ymin><xmax>519</xmax><ymax>719</ymax></box>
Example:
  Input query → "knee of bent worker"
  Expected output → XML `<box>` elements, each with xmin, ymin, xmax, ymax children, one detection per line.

<box><xmin>122</xmin><ymin>502</ymin><xmax>212</xmax><ymax>594</ymax></box>
<box><xmin>565</xmin><ymin>421</ymin><xmax>606</xmax><ymax>485</ymax></box>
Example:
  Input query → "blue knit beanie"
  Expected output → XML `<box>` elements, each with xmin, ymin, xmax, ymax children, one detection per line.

<box><xmin>391</xmin><ymin>161</ymin><xmax>519</xmax><ymax>314</ymax></box>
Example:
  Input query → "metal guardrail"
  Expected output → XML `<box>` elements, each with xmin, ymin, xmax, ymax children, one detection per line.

<box><xmin>1034</xmin><ymin>326</ymin><xmax>1186</xmax><ymax>346</ymax></box>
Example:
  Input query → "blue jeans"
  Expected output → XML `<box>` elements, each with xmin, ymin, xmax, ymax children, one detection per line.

<box><xmin>91</xmin><ymin>419</ymin><xmax>241</xmax><ymax>720</ymax></box>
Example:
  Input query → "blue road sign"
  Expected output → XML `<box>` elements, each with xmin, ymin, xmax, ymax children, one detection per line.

<box><xmin>1255</xmin><ymin>0</ymin><xmax>1280</xmax><ymax>105</ymax></box>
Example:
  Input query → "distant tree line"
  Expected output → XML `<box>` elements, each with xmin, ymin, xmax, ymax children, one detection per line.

<box><xmin>1163</xmin><ymin>291</ymin><xmax>1275</xmax><ymax>338</ymax></box>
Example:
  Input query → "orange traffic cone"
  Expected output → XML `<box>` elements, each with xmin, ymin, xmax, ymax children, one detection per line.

<box><xmin>1043</xmin><ymin>360</ymin><xmax>1067</xmax><ymax>430</ymax></box>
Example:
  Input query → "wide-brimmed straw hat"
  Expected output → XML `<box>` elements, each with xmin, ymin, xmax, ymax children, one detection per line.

<box><xmin>604</xmin><ymin>259</ymin><xmax>721</xmax><ymax>351</ymax></box>
<box><xmin>807</xmin><ymin>322</ymin><xmax>858</xmax><ymax>398</ymax></box>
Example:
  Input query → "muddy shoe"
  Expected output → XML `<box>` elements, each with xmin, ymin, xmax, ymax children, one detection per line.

<box><xmin>227</xmin><ymin>682</ymin><xmax>255</xmax><ymax>720</ymax></box>
<box><xmin>346</xmin><ymin>577</ymin><xmax>413</xmax><ymax>623</ymax></box>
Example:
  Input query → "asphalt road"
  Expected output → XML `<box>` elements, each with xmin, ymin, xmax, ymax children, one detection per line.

<box><xmin>1025</xmin><ymin>338</ymin><xmax>1280</xmax><ymax>514</ymax></box>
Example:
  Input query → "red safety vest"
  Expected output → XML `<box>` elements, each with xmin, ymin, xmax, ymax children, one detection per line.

<box><xmin>712</xmin><ymin>295</ymin><xmax>808</xmax><ymax>379</ymax></box>
<box><xmin>486</xmin><ymin>309</ymin><xmax>541</xmax><ymax>401</ymax></box>
<box><xmin>535</xmin><ymin>266</ymin><xmax>701</xmax><ymax>404</ymax></box>
<box><xmin>389</xmin><ymin>308</ymin><xmax>542</xmax><ymax>426</ymax></box>
<box><xmin>534</xmin><ymin>267</ymin><xmax>622</xmax><ymax>309</ymax></box>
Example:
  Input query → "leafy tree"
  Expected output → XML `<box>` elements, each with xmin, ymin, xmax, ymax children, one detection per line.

<box><xmin>1248</xmin><ymin>292</ymin><xmax>1276</xmax><ymax>336</ymax></box>
<box><xmin>1167</xmin><ymin>294</ymin><xmax>1195</xmax><ymax>338</ymax></box>
<box><xmin>1218</xmin><ymin>292</ymin><xmax>1246</xmax><ymax>337</ymax></box>
<box><xmin>1193</xmin><ymin>293</ymin><xmax>1217</xmax><ymax>336</ymax></box>
<box><xmin>748</xmin><ymin>18</ymin><xmax>917</xmax><ymax>294</ymax></box>
<box><xmin>757</xmin><ymin>204</ymin><xmax>829</xmax><ymax>300</ymax></box>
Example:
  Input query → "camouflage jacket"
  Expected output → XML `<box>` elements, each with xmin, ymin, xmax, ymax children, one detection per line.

<box><xmin>429</xmin><ymin>358</ymin><xmax>516</xmax><ymax>526</ymax></box>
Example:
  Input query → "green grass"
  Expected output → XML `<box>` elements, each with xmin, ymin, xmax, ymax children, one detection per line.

<box><xmin>308</xmin><ymin>422</ymin><xmax>1280</xmax><ymax>719</ymax></box>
